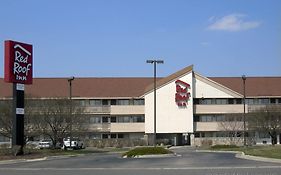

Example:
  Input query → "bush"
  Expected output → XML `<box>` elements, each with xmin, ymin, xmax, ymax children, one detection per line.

<box><xmin>211</xmin><ymin>145</ymin><xmax>239</xmax><ymax>149</ymax></box>
<box><xmin>123</xmin><ymin>147</ymin><xmax>172</xmax><ymax>158</ymax></box>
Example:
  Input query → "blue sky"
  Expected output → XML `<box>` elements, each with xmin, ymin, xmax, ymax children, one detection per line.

<box><xmin>0</xmin><ymin>0</ymin><xmax>280</xmax><ymax>78</ymax></box>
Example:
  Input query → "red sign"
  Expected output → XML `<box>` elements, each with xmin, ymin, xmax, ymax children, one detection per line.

<box><xmin>175</xmin><ymin>80</ymin><xmax>190</xmax><ymax>106</ymax></box>
<box><xmin>4</xmin><ymin>40</ymin><xmax>33</xmax><ymax>84</ymax></box>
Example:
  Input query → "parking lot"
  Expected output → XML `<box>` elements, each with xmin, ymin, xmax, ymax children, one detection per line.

<box><xmin>0</xmin><ymin>147</ymin><xmax>281</xmax><ymax>175</ymax></box>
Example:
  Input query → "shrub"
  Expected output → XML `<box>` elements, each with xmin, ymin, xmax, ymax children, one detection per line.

<box><xmin>211</xmin><ymin>145</ymin><xmax>239</xmax><ymax>149</ymax></box>
<box><xmin>123</xmin><ymin>147</ymin><xmax>172</xmax><ymax>158</ymax></box>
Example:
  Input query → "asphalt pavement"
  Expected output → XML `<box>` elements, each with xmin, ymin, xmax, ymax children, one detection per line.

<box><xmin>0</xmin><ymin>146</ymin><xmax>280</xmax><ymax>175</ymax></box>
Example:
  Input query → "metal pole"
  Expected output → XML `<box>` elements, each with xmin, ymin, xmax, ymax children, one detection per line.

<box><xmin>242</xmin><ymin>75</ymin><xmax>246</xmax><ymax>146</ymax></box>
<box><xmin>68</xmin><ymin>77</ymin><xmax>74</xmax><ymax>149</ymax></box>
<box><xmin>153</xmin><ymin>61</ymin><xmax>156</xmax><ymax>147</ymax></box>
<box><xmin>146</xmin><ymin>60</ymin><xmax>163</xmax><ymax>146</ymax></box>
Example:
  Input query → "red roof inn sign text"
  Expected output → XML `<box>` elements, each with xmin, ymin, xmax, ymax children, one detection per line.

<box><xmin>4</xmin><ymin>40</ymin><xmax>33</xmax><ymax>84</ymax></box>
<box><xmin>175</xmin><ymin>80</ymin><xmax>190</xmax><ymax>106</ymax></box>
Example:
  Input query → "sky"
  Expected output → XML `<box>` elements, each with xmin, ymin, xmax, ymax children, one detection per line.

<box><xmin>0</xmin><ymin>0</ymin><xmax>280</xmax><ymax>78</ymax></box>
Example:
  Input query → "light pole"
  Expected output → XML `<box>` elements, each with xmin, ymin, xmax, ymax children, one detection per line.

<box><xmin>242</xmin><ymin>75</ymin><xmax>246</xmax><ymax>146</ymax></box>
<box><xmin>68</xmin><ymin>76</ymin><xmax>75</xmax><ymax>149</ymax></box>
<box><xmin>146</xmin><ymin>60</ymin><xmax>164</xmax><ymax>146</ymax></box>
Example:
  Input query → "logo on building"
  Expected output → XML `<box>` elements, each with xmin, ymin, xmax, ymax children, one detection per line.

<box><xmin>4</xmin><ymin>40</ymin><xmax>33</xmax><ymax>84</ymax></box>
<box><xmin>175</xmin><ymin>80</ymin><xmax>190</xmax><ymax>106</ymax></box>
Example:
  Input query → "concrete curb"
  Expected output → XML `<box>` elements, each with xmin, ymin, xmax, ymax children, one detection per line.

<box><xmin>0</xmin><ymin>154</ymin><xmax>84</xmax><ymax>165</ymax></box>
<box><xmin>196</xmin><ymin>149</ymin><xmax>281</xmax><ymax>164</ymax></box>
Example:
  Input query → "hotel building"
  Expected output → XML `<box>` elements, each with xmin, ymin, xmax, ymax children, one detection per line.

<box><xmin>1</xmin><ymin>65</ymin><xmax>281</xmax><ymax>146</ymax></box>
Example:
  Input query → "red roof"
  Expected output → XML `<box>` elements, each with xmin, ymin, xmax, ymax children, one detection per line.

<box><xmin>209</xmin><ymin>77</ymin><xmax>281</xmax><ymax>97</ymax></box>
<box><xmin>1</xmin><ymin>75</ymin><xmax>280</xmax><ymax>99</ymax></box>
<box><xmin>0</xmin><ymin>78</ymin><xmax>155</xmax><ymax>98</ymax></box>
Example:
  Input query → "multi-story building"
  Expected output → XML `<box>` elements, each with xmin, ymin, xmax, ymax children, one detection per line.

<box><xmin>1</xmin><ymin>65</ymin><xmax>281</xmax><ymax>146</ymax></box>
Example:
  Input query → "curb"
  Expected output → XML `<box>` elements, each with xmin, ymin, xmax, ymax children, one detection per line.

<box><xmin>196</xmin><ymin>149</ymin><xmax>281</xmax><ymax>164</ymax></box>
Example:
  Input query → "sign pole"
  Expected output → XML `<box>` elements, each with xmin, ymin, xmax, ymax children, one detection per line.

<box><xmin>12</xmin><ymin>83</ymin><xmax>25</xmax><ymax>155</ymax></box>
<box><xmin>4</xmin><ymin>40</ymin><xmax>33</xmax><ymax>156</ymax></box>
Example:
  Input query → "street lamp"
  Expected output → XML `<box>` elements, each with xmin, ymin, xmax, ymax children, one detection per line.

<box><xmin>146</xmin><ymin>59</ymin><xmax>164</xmax><ymax>146</ymax></box>
<box><xmin>68</xmin><ymin>76</ymin><xmax>75</xmax><ymax>149</ymax></box>
<box><xmin>242</xmin><ymin>75</ymin><xmax>246</xmax><ymax>146</ymax></box>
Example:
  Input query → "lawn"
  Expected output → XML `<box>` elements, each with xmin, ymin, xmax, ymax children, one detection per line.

<box><xmin>0</xmin><ymin>147</ymin><xmax>128</xmax><ymax>161</ymax></box>
<box><xmin>210</xmin><ymin>145</ymin><xmax>281</xmax><ymax>159</ymax></box>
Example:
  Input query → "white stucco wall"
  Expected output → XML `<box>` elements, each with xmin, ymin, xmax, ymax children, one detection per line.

<box><xmin>194</xmin><ymin>77</ymin><xmax>236</xmax><ymax>98</ymax></box>
<box><xmin>145</xmin><ymin>72</ymin><xmax>194</xmax><ymax>134</ymax></box>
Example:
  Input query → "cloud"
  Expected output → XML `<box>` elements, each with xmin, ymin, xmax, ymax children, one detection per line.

<box><xmin>207</xmin><ymin>14</ymin><xmax>261</xmax><ymax>32</ymax></box>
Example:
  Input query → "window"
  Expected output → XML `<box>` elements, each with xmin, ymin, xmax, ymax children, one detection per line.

<box><xmin>117</xmin><ymin>99</ymin><xmax>130</xmax><ymax>105</ymax></box>
<box><xmin>79</xmin><ymin>100</ymin><xmax>87</xmax><ymax>106</ymax></box>
<box><xmin>102</xmin><ymin>116</ymin><xmax>109</xmax><ymax>123</ymax></box>
<box><xmin>102</xmin><ymin>134</ymin><xmax>109</xmax><ymax>139</ymax></box>
<box><xmin>228</xmin><ymin>99</ymin><xmax>234</xmax><ymax>104</ymax></box>
<box><xmin>194</xmin><ymin>133</ymin><xmax>200</xmax><ymax>138</ymax></box>
<box><xmin>110</xmin><ymin>116</ymin><xmax>116</xmax><ymax>123</ymax></box>
<box><xmin>90</xmin><ymin>116</ymin><xmax>101</xmax><ymax>124</ymax></box>
<box><xmin>102</xmin><ymin>99</ymin><xmax>109</xmax><ymax>105</ymax></box>
<box><xmin>117</xmin><ymin>116</ymin><xmax>131</xmax><ymax>123</ymax></box>
<box><xmin>193</xmin><ymin>99</ymin><xmax>199</xmax><ymax>104</ymax></box>
<box><xmin>118</xmin><ymin>134</ymin><xmax>124</xmax><ymax>138</ymax></box>
<box><xmin>260</xmin><ymin>98</ymin><xmax>269</xmax><ymax>105</ymax></box>
<box><xmin>90</xmin><ymin>99</ymin><xmax>102</xmax><ymax>106</ymax></box>
<box><xmin>111</xmin><ymin>134</ymin><xmax>117</xmax><ymax>139</ymax></box>
<box><xmin>205</xmin><ymin>132</ymin><xmax>213</xmax><ymax>137</ymax></box>
<box><xmin>90</xmin><ymin>134</ymin><xmax>101</xmax><ymax>139</ymax></box>
<box><xmin>132</xmin><ymin>115</ymin><xmax>145</xmax><ymax>122</ymax></box>
<box><xmin>111</xmin><ymin>99</ymin><xmax>117</xmax><ymax>105</ymax></box>
<box><xmin>200</xmin><ymin>115</ymin><xmax>213</xmax><ymax>122</ymax></box>
<box><xmin>216</xmin><ymin>99</ymin><xmax>228</xmax><ymax>104</ymax></box>
<box><xmin>235</xmin><ymin>99</ymin><xmax>242</xmax><ymax>104</ymax></box>
<box><xmin>270</xmin><ymin>98</ymin><xmax>276</xmax><ymax>104</ymax></box>
<box><xmin>133</xmin><ymin>99</ymin><xmax>145</xmax><ymax>105</ymax></box>
<box><xmin>215</xmin><ymin>115</ymin><xmax>225</xmax><ymax>122</ymax></box>
<box><xmin>194</xmin><ymin>115</ymin><xmax>200</xmax><ymax>122</ymax></box>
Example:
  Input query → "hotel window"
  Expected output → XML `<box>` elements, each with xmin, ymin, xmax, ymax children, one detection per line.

<box><xmin>90</xmin><ymin>99</ymin><xmax>102</xmax><ymax>106</ymax></box>
<box><xmin>259</xmin><ymin>98</ymin><xmax>269</xmax><ymax>105</ymax></box>
<box><xmin>90</xmin><ymin>134</ymin><xmax>101</xmax><ymax>139</ymax></box>
<box><xmin>216</xmin><ymin>99</ymin><xmax>228</xmax><ymax>104</ymax></box>
<box><xmin>215</xmin><ymin>115</ymin><xmax>225</xmax><ymax>122</ymax></box>
<box><xmin>228</xmin><ymin>99</ymin><xmax>234</xmax><ymax>104</ymax></box>
<box><xmin>118</xmin><ymin>134</ymin><xmax>124</xmax><ymax>138</ymax></box>
<box><xmin>278</xmin><ymin>98</ymin><xmax>281</xmax><ymax>104</ymax></box>
<box><xmin>111</xmin><ymin>134</ymin><xmax>117</xmax><ymax>139</ymax></box>
<box><xmin>133</xmin><ymin>99</ymin><xmax>145</xmax><ymax>105</ymax></box>
<box><xmin>117</xmin><ymin>99</ymin><xmax>130</xmax><ymax>105</ymax></box>
<box><xmin>194</xmin><ymin>115</ymin><xmax>200</xmax><ymax>122</ymax></box>
<box><xmin>110</xmin><ymin>99</ymin><xmax>117</xmax><ymax>105</ymax></box>
<box><xmin>79</xmin><ymin>100</ymin><xmax>87</xmax><ymax>106</ymax></box>
<box><xmin>102</xmin><ymin>134</ymin><xmax>110</xmax><ymax>139</ymax></box>
<box><xmin>235</xmin><ymin>99</ymin><xmax>242</xmax><ymax>104</ymax></box>
<box><xmin>117</xmin><ymin>116</ymin><xmax>131</xmax><ymax>123</ymax></box>
<box><xmin>270</xmin><ymin>98</ymin><xmax>276</xmax><ymax>104</ymax></box>
<box><xmin>200</xmin><ymin>115</ymin><xmax>213</xmax><ymax>122</ymax></box>
<box><xmin>132</xmin><ymin>115</ymin><xmax>145</xmax><ymax>123</ymax></box>
<box><xmin>102</xmin><ymin>116</ymin><xmax>110</xmax><ymax>123</ymax></box>
<box><xmin>110</xmin><ymin>116</ymin><xmax>117</xmax><ymax>123</ymax></box>
<box><xmin>90</xmin><ymin>116</ymin><xmax>101</xmax><ymax>124</ymax></box>
<box><xmin>102</xmin><ymin>99</ymin><xmax>109</xmax><ymax>105</ymax></box>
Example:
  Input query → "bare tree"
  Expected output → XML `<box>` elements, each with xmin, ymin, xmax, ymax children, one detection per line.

<box><xmin>247</xmin><ymin>105</ymin><xmax>281</xmax><ymax>145</ymax></box>
<box><xmin>0</xmin><ymin>100</ymin><xmax>12</xmax><ymax>139</ymax></box>
<box><xmin>26</xmin><ymin>98</ymin><xmax>87</xmax><ymax>147</ymax></box>
<box><xmin>219</xmin><ymin>114</ymin><xmax>243</xmax><ymax>145</ymax></box>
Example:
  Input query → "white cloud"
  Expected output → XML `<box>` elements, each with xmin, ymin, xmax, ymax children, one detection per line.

<box><xmin>207</xmin><ymin>14</ymin><xmax>261</xmax><ymax>32</ymax></box>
